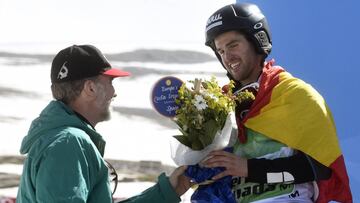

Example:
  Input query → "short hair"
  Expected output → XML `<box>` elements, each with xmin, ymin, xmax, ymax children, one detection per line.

<box><xmin>51</xmin><ymin>76</ymin><xmax>98</xmax><ymax>104</ymax></box>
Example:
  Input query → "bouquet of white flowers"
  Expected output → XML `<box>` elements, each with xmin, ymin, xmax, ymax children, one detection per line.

<box><xmin>171</xmin><ymin>76</ymin><xmax>255</xmax><ymax>166</ymax></box>
<box><xmin>169</xmin><ymin>76</ymin><xmax>256</xmax><ymax>202</ymax></box>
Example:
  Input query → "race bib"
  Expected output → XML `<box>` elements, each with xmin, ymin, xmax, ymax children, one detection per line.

<box><xmin>232</xmin><ymin>177</ymin><xmax>294</xmax><ymax>202</ymax></box>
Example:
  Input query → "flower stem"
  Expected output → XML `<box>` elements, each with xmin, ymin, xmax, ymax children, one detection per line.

<box><xmin>194</xmin><ymin>78</ymin><xmax>202</xmax><ymax>93</ymax></box>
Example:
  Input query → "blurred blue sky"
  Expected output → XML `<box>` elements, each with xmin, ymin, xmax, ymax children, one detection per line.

<box><xmin>237</xmin><ymin>0</ymin><xmax>359</xmax><ymax>200</ymax></box>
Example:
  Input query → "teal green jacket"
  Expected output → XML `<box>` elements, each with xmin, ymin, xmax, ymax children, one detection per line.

<box><xmin>17</xmin><ymin>101</ymin><xmax>180</xmax><ymax>203</ymax></box>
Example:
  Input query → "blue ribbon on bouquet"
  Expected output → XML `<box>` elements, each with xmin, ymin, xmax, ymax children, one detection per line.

<box><xmin>185</xmin><ymin>147</ymin><xmax>236</xmax><ymax>203</ymax></box>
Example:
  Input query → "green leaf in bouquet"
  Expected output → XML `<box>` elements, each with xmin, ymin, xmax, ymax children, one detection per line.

<box><xmin>173</xmin><ymin>135</ymin><xmax>192</xmax><ymax>148</ymax></box>
<box><xmin>187</xmin><ymin>128</ymin><xmax>200</xmax><ymax>143</ymax></box>
<box><xmin>178</xmin><ymin>126</ymin><xmax>189</xmax><ymax>137</ymax></box>
<box><xmin>174</xmin><ymin>119</ymin><xmax>185</xmax><ymax>130</ymax></box>
<box><xmin>198</xmin><ymin>132</ymin><xmax>212</xmax><ymax>148</ymax></box>
<box><xmin>191</xmin><ymin>138</ymin><xmax>204</xmax><ymax>151</ymax></box>
<box><xmin>173</xmin><ymin>76</ymin><xmax>238</xmax><ymax>151</ymax></box>
<box><xmin>200</xmin><ymin>119</ymin><xmax>220</xmax><ymax>147</ymax></box>
<box><xmin>187</xmin><ymin>129</ymin><xmax>205</xmax><ymax>150</ymax></box>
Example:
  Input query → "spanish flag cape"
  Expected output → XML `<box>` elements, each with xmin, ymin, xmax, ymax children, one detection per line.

<box><xmin>238</xmin><ymin>61</ymin><xmax>352</xmax><ymax>203</ymax></box>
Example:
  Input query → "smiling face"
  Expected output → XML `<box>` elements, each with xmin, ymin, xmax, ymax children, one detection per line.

<box><xmin>214</xmin><ymin>31</ymin><xmax>264</xmax><ymax>85</ymax></box>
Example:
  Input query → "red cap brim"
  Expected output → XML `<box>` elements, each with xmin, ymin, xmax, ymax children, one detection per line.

<box><xmin>103</xmin><ymin>68</ymin><xmax>131</xmax><ymax>77</ymax></box>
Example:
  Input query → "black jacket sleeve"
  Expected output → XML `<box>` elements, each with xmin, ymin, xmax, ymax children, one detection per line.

<box><xmin>246</xmin><ymin>151</ymin><xmax>332</xmax><ymax>184</ymax></box>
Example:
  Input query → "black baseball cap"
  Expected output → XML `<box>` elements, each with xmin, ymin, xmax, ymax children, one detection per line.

<box><xmin>51</xmin><ymin>44</ymin><xmax>130</xmax><ymax>83</ymax></box>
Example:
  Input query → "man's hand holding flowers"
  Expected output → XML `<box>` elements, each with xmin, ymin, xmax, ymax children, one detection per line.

<box><xmin>202</xmin><ymin>149</ymin><xmax>248</xmax><ymax>180</ymax></box>
<box><xmin>170</xmin><ymin>76</ymin><xmax>255</xmax><ymax>202</ymax></box>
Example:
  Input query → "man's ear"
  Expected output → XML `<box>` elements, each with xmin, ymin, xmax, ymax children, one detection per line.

<box><xmin>82</xmin><ymin>80</ymin><xmax>97</xmax><ymax>98</ymax></box>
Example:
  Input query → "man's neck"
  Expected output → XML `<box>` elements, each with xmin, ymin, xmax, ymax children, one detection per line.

<box><xmin>68</xmin><ymin>100</ymin><xmax>98</xmax><ymax>127</ymax></box>
<box><xmin>240</xmin><ymin>69</ymin><xmax>263</xmax><ymax>88</ymax></box>
<box><xmin>73</xmin><ymin>110</ymin><xmax>95</xmax><ymax>129</ymax></box>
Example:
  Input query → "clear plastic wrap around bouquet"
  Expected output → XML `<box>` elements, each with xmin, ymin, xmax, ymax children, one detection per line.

<box><xmin>171</xmin><ymin>77</ymin><xmax>238</xmax><ymax>166</ymax></box>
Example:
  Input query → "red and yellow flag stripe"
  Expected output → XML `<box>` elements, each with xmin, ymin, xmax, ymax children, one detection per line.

<box><xmin>241</xmin><ymin>61</ymin><xmax>352</xmax><ymax>203</ymax></box>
